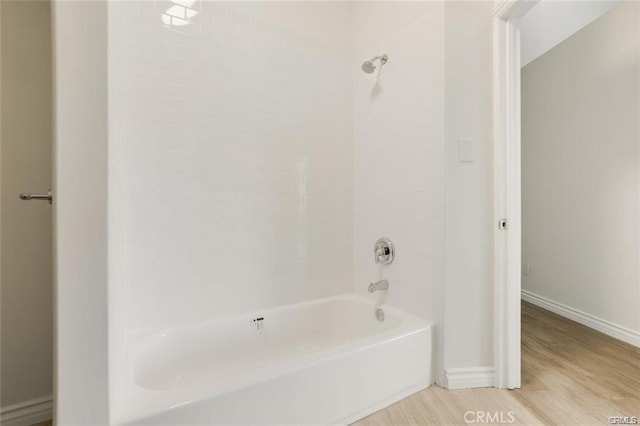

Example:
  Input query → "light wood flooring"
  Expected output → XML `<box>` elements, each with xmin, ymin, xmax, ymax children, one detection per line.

<box><xmin>354</xmin><ymin>302</ymin><xmax>640</xmax><ymax>425</ymax></box>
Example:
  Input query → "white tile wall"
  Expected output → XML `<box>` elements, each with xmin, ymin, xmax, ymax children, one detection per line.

<box><xmin>109</xmin><ymin>1</ymin><xmax>354</xmax><ymax>332</ymax></box>
<box><xmin>352</xmin><ymin>1</ymin><xmax>446</xmax><ymax>380</ymax></box>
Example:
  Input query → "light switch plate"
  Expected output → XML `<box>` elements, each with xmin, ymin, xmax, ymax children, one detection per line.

<box><xmin>458</xmin><ymin>139</ymin><xmax>474</xmax><ymax>162</ymax></box>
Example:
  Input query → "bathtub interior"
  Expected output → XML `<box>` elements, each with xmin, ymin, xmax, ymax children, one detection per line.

<box><xmin>133</xmin><ymin>296</ymin><xmax>405</xmax><ymax>391</ymax></box>
<box><xmin>132</xmin><ymin>294</ymin><xmax>422</xmax><ymax>388</ymax></box>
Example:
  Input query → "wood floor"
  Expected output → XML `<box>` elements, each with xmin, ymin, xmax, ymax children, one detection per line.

<box><xmin>354</xmin><ymin>302</ymin><xmax>640</xmax><ymax>426</ymax></box>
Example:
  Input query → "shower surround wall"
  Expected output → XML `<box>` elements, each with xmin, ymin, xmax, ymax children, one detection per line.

<box><xmin>109</xmin><ymin>2</ymin><xmax>355</xmax><ymax>334</ymax></box>
<box><xmin>352</xmin><ymin>2</ymin><xmax>445</xmax><ymax>382</ymax></box>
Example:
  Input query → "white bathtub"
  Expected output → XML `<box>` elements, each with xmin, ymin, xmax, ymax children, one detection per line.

<box><xmin>112</xmin><ymin>293</ymin><xmax>433</xmax><ymax>425</ymax></box>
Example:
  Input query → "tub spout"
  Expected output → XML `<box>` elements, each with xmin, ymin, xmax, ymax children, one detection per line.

<box><xmin>368</xmin><ymin>279</ymin><xmax>389</xmax><ymax>293</ymax></box>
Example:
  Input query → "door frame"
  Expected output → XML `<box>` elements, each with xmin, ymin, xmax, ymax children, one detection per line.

<box><xmin>492</xmin><ymin>0</ymin><xmax>538</xmax><ymax>389</ymax></box>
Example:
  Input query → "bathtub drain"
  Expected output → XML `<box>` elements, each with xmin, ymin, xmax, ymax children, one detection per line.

<box><xmin>375</xmin><ymin>308</ymin><xmax>385</xmax><ymax>322</ymax></box>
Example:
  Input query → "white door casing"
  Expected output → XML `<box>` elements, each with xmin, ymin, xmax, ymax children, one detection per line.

<box><xmin>492</xmin><ymin>0</ymin><xmax>538</xmax><ymax>390</ymax></box>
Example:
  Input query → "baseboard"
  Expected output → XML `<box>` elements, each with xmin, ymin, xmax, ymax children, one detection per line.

<box><xmin>0</xmin><ymin>396</ymin><xmax>52</xmax><ymax>426</ymax></box>
<box><xmin>522</xmin><ymin>290</ymin><xmax>640</xmax><ymax>348</ymax></box>
<box><xmin>445</xmin><ymin>367</ymin><xmax>495</xmax><ymax>390</ymax></box>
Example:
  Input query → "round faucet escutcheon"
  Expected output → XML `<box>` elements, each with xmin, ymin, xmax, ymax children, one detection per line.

<box><xmin>373</xmin><ymin>237</ymin><xmax>395</xmax><ymax>265</ymax></box>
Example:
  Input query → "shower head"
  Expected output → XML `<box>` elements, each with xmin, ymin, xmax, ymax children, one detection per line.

<box><xmin>362</xmin><ymin>60</ymin><xmax>376</xmax><ymax>74</ymax></box>
<box><xmin>361</xmin><ymin>54</ymin><xmax>388</xmax><ymax>74</ymax></box>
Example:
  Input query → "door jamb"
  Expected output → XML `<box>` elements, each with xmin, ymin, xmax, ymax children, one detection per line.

<box><xmin>492</xmin><ymin>0</ymin><xmax>538</xmax><ymax>389</ymax></box>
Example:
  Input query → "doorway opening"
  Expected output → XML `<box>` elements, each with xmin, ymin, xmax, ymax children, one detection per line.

<box><xmin>494</xmin><ymin>0</ymin><xmax>640</xmax><ymax>404</ymax></box>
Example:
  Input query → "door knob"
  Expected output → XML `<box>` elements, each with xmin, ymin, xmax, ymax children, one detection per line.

<box><xmin>19</xmin><ymin>190</ymin><xmax>52</xmax><ymax>205</ymax></box>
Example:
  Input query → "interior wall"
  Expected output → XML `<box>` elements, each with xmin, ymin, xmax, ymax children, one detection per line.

<box><xmin>53</xmin><ymin>0</ymin><xmax>110</xmax><ymax>423</ymax></box>
<box><xmin>352</xmin><ymin>1</ymin><xmax>445</xmax><ymax>383</ymax></box>
<box><xmin>443</xmin><ymin>1</ymin><xmax>494</xmax><ymax>376</ymax></box>
<box><xmin>522</xmin><ymin>3</ymin><xmax>640</xmax><ymax>336</ymax></box>
<box><xmin>1</xmin><ymin>0</ymin><xmax>53</xmax><ymax>410</ymax></box>
<box><xmin>108</xmin><ymin>1</ymin><xmax>354</xmax><ymax>334</ymax></box>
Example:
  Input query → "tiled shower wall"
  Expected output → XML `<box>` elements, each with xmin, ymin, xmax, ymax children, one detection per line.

<box><xmin>109</xmin><ymin>1</ymin><xmax>355</xmax><ymax>332</ymax></box>
<box><xmin>353</xmin><ymin>1</ymin><xmax>444</xmax><ymax>321</ymax></box>
<box><xmin>352</xmin><ymin>2</ymin><xmax>445</xmax><ymax>381</ymax></box>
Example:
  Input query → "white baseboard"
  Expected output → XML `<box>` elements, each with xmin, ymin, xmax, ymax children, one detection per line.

<box><xmin>522</xmin><ymin>290</ymin><xmax>640</xmax><ymax>348</ymax></box>
<box><xmin>0</xmin><ymin>396</ymin><xmax>52</xmax><ymax>426</ymax></box>
<box><xmin>445</xmin><ymin>367</ymin><xmax>495</xmax><ymax>390</ymax></box>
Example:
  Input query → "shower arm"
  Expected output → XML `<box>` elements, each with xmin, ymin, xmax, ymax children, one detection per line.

<box><xmin>369</xmin><ymin>54</ymin><xmax>388</xmax><ymax>65</ymax></box>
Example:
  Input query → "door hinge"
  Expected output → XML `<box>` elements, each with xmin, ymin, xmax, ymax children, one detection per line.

<box><xmin>498</xmin><ymin>218</ymin><xmax>508</xmax><ymax>231</ymax></box>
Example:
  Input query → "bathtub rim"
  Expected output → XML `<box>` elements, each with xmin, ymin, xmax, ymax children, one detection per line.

<box><xmin>128</xmin><ymin>292</ymin><xmax>423</xmax><ymax>341</ymax></box>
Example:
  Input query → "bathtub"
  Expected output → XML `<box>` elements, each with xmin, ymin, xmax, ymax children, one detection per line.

<box><xmin>112</xmin><ymin>293</ymin><xmax>433</xmax><ymax>425</ymax></box>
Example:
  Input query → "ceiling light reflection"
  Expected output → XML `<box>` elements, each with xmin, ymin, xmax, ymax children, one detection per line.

<box><xmin>162</xmin><ymin>0</ymin><xmax>199</xmax><ymax>29</ymax></box>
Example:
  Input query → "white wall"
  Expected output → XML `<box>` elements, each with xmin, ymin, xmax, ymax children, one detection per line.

<box><xmin>1</xmin><ymin>0</ymin><xmax>53</xmax><ymax>412</ymax></box>
<box><xmin>522</xmin><ymin>3</ymin><xmax>640</xmax><ymax>338</ymax></box>
<box><xmin>520</xmin><ymin>0</ymin><xmax>620</xmax><ymax>67</ymax></box>
<box><xmin>53</xmin><ymin>1</ymin><xmax>110</xmax><ymax>423</ymax></box>
<box><xmin>443</xmin><ymin>1</ymin><xmax>494</xmax><ymax>379</ymax></box>
<box><xmin>108</xmin><ymin>1</ymin><xmax>354</xmax><ymax>334</ymax></box>
<box><xmin>352</xmin><ymin>1</ymin><xmax>445</xmax><ymax>384</ymax></box>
